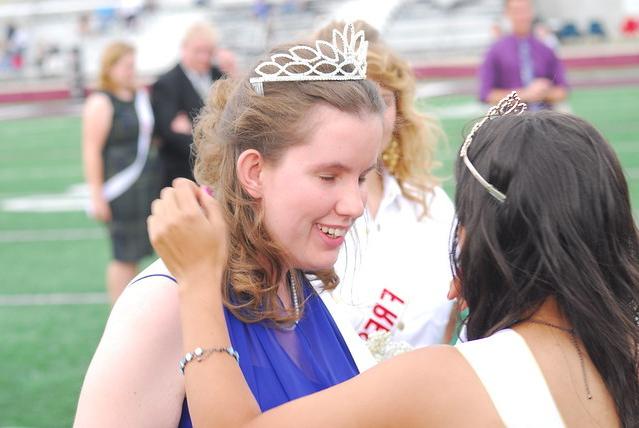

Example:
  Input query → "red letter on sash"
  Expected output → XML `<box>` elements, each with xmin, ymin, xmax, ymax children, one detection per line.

<box><xmin>372</xmin><ymin>303</ymin><xmax>397</xmax><ymax>327</ymax></box>
<box><xmin>380</xmin><ymin>288</ymin><xmax>405</xmax><ymax>304</ymax></box>
<box><xmin>363</xmin><ymin>318</ymin><xmax>390</xmax><ymax>333</ymax></box>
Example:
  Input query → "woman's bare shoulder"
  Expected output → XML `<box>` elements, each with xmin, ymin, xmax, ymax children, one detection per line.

<box><xmin>74</xmin><ymin>273</ymin><xmax>184</xmax><ymax>427</ymax></box>
<box><xmin>368</xmin><ymin>345</ymin><xmax>502</xmax><ymax>427</ymax></box>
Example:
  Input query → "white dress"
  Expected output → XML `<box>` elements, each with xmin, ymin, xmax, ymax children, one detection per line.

<box><xmin>331</xmin><ymin>172</ymin><xmax>456</xmax><ymax>348</ymax></box>
<box><xmin>456</xmin><ymin>329</ymin><xmax>566</xmax><ymax>427</ymax></box>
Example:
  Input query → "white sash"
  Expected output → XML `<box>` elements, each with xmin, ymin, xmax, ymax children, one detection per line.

<box><xmin>316</xmin><ymin>288</ymin><xmax>378</xmax><ymax>372</ymax></box>
<box><xmin>102</xmin><ymin>89</ymin><xmax>154</xmax><ymax>201</ymax></box>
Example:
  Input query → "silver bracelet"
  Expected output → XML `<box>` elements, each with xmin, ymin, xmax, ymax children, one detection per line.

<box><xmin>179</xmin><ymin>346</ymin><xmax>240</xmax><ymax>374</ymax></box>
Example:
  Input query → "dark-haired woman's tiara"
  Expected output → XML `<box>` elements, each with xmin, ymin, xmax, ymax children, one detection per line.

<box><xmin>459</xmin><ymin>91</ymin><xmax>527</xmax><ymax>203</ymax></box>
<box><xmin>249</xmin><ymin>23</ymin><xmax>368</xmax><ymax>96</ymax></box>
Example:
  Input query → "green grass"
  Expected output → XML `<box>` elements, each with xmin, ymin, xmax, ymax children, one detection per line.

<box><xmin>0</xmin><ymin>85</ymin><xmax>638</xmax><ymax>427</ymax></box>
<box><xmin>423</xmin><ymin>86</ymin><xmax>639</xmax><ymax>203</ymax></box>
<box><xmin>0</xmin><ymin>305</ymin><xmax>110</xmax><ymax>427</ymax></box>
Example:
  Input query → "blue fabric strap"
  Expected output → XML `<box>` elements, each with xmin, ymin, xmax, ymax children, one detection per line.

<box><xmin>130</xmin><ymin>273</ymin><xmax>177</xmax><ymax>285</ymax></box>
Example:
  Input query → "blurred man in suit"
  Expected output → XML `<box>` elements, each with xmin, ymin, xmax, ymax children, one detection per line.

<box><xmin>152</xmin><ymin>22</ymin><xmax>223</xmax><ymax>186</ymax></box>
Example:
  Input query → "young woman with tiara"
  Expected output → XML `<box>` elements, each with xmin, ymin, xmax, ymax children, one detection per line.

<box><xmin>314</xmin><ymin>21</ymin><xmax>456</xmax><ymax>350</ymax></box>
<box><xmin>74</xmin><ymin>24</ymin><xmax>385</xmax><ymax>426</ymax></box>
<box><xmin>164</xmin><ymin>93</ymin><xmax>639</xmax><ymax>427</ymax></box>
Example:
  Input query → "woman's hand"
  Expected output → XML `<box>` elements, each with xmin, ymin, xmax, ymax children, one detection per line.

<box><xmin>91</xmin><ymin>194</ymin><xmax>112</xmax><ymax>223</ymax></box>
<box><xmin>147</xmin><ymin>179</ymin><xmax>228</xmax><ymax>295</ymax></box>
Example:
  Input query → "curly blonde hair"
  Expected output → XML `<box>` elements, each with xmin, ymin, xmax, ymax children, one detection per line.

<box><xmin>192</xmin><ymin>44</ymin><xmax>384</xmax><ymax>325</ymax></box>
<box><xmin>317</xmin><ymin>21</ymin><xmax>443</xmax><ymax>218</ymax></box>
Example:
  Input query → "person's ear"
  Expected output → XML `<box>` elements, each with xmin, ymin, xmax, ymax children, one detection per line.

<box><xmin>237</xmin><ymin>149</ymin><xmax>264</xmax><ymax>198</ymax></box>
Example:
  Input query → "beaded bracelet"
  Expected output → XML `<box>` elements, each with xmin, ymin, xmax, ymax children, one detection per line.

<box><xmin>179</xmin><ymin>346</ymin><xmax>240</xmax><ymax>374</ymax></box>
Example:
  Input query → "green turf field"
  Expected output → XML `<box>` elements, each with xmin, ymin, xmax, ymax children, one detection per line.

<box><xmin>1</xmin><ymin>86</ymin><xmax>638</xmax><ymax>427</ymax></box>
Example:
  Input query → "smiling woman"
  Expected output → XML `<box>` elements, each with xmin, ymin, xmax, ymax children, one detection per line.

<box><xmin>257</xmin><ymin>105</ymin><xmax>381</xmax><ymax>273</ymax></box>
<box><xmin>74</xmin><ymin>24</ymin><xmax>386</xmax><ymax>428</ymax></box>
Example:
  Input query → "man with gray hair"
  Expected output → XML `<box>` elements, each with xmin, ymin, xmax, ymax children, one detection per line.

<box><xmin>152</xmin><ymin>22</ymin><xmax>224</xmax><ymax>187</ymax></box>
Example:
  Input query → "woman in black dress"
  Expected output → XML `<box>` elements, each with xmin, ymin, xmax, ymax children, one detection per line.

<box><xmin>82</xmin><ymin>41</ymin><xmax>160</xmax><ymax>303</ymax></box>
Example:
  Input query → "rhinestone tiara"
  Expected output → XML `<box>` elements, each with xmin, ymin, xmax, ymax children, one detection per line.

<box><xmin>459</xmin><ymin>91</ymin><xmax>527</xmax><ymax>203</ymax></box>
<box><xmin>249</xmin><ymin>22</ymin><xmax>368</xmax><ymax>95</ymax></box>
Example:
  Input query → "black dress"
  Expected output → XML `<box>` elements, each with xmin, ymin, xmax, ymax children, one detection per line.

<box><xmin>102</xmin><ymin>92</ymin><xmax>161</xmax><ymax>262</ymax></box>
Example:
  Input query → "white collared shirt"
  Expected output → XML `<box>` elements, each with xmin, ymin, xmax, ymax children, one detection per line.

<box><xmin>181</xmin><ymin>63</ymin><xmax>212</xmax><ymax>101</ymax></box>
<box><xmin>332</xmin><ymin>172</ymin><xmax>456</xmax><ymax>348</ymax></box>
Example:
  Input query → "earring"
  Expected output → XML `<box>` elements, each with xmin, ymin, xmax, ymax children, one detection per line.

<box><xmin>382</xmin><ymin>139</ymin><xmax>401</xmax><ymax>175</ymax></box>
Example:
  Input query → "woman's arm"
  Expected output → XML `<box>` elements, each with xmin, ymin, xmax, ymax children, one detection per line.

<box><xmin>82</xmin><ymin>93</ymin><xmax>112</xmax><ymax>222</ymax></box>
<box><xmin>73</xmin><ymin>279</ymin><xmax>185</xmax><ymax>427</ymax></box>
<box><xmin>148</xmin><ymin>180</ymin><xmax>471</xmax><ymax>428</ymax></box>
<box><xmin>148</xmin><ymin>179</ymin><xmax>261</xmax><ymax>426</ymax></box>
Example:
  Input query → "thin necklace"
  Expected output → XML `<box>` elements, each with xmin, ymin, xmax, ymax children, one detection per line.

<box><xmin>527</xmin><ymin>318</ymin><xmax>592</xmax><ymax>400</ymax></box>
<box><xmin>288</xmin><ymin>270</ymin><xmax>301</xmax><ymax>323</ymax></box>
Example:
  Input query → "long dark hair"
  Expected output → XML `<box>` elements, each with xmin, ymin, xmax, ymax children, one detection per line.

<box><xmin>452</xmin><ymin>111</ymin><xmax>639</xmax><ymax>426</ymax></box>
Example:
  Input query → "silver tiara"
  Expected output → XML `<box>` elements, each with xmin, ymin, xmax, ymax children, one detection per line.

<box><xmin>249</xmin><ymin>23</ymin><xmax>368</xmax><ymax>96</ymax></box>
<box><xmin>460</xmin><ymin>91</ymin><xmax>527</xmax><ymax>203</ymax></box>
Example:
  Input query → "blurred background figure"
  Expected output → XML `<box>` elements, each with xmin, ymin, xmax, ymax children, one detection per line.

<box><xmin>215</xmin><ymin>47</ymin><xmax>239</xmax><ymax>78</ymax></box>
<box><xmin>151</xmin><ymin>22</ymin><xmax>223</xmax><ymax>187</ymax></box>
<box><xmin>317</xmin><ymin>21</ymin><xmax>457</xmax><ymax>351</ymax></box>
<box><xmin>82</xmin><ymin>41</ymin><xmax>160</xmax><ymax>304</ymax></box>
<box><xmin>478</xmin><ymin>0</ymin><xmax>569</xmax><ymax>110</ymax></box>
<box><xmin>2</xmin><ymin>22</ymin><xmax>28</xmax><ymax>73</ymax></box>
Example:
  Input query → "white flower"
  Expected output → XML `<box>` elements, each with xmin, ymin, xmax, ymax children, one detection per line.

<box><xmin>366</xmin><ymin>331</ymin><xmax>413</xmax><ymax>362</ymax></box>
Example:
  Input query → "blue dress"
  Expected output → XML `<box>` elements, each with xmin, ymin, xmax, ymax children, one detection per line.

<box><xmin>132</xmin><ymin>273</ymin><xmax>359</xmax><ymax>427</ymax></box>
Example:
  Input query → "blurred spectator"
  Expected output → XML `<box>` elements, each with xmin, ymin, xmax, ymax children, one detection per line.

<box><xmin>478</xmin><ymin>0</ymin><xmax>568</xmax><ymax>110</ymax></box>
<box><xmin>143</xmin><ymin>0</ymin><xmax>159</xmax><ymax>13</ymax></box>
<box><xmin>70</xmin><ymin>45</ymin><xmax>85</xmax><ymax>99</ymax></box>
<box><xmin>95</xmin><ymin>6</ymin><xmax>117</xmax><ymax>33</ymax></box>
<box><xmin>34</xmin><ymin>41</ymin><xmax>61</xmax><ymax>77</ymax></box>
<box><xmin>77</xmin><ymin>12</ymin><xmax>92</xmax><ymax>36</ymax></box>
<box><xmin>253</xmin><ymin>0</ymin><xmax>272</xmax><ymax>21</ymax></box>
<box><xmin>120</xmin><ymin>0</ymin><xmax>144</xmax><ymax>30</ymax></box>
<box><xmin>621</xmin><ymin>16</ymin><xmax>639</xmax><ymax>37</ymax></box>
<box><xmin>151</xmin><ymin>22</ymin><xmax>223</xmax><ymax>187</ymax></box>
<box><xmin>215</xmin><ymin>47</ymin><xmax>238</xmax><ymax>77</ymax></box>
<box><xmin>4</xmin><ymin>22</ymin><xmax>28</xmax><ymax>73</ymax></box>
<box><xmin>82</xmin><ymin>41</ymin><xmax>161</xmax><ymax>304</ymax></box>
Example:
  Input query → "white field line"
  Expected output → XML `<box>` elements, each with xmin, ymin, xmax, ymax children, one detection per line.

<box><xmin>0</xmin><ymin>228</ymin><xmax>104</xmax><ymax>243</ymax></box>
<box><xmin>0</xmin><ymin>166</ymin><xmax>81</xmax><ymax>182</ymax></box>
<box><xmin>0</xmin><ymin>292</ymin><xmax>108</xmax><ymax>306</ymax></box>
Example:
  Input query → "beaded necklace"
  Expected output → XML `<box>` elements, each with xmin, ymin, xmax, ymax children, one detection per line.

<box><xmin>527</xmin><ymin>318</ymin><xmax>592</xmax><ymax>400</ymax></box>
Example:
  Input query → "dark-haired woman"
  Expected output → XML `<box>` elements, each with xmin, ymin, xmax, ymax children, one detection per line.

<box><xmin>169</xmin><ymin>94</ymin><xmax>638</xmax><ymax>427</ymax></box>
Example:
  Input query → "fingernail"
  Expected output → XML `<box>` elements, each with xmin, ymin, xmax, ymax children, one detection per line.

<box><xmin>202</xmin><ymin>185</ymin><xmax>214</xmax><ymax>197</ymax></box>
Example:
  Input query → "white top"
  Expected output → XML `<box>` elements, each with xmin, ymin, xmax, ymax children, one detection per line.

<box><xmin>456</xmin><ymin>329</ymin><xmax>565</xmax><ymax>427</ymax></box>
<box><xmin>331</xmin><ymin>172</ymin><xmax>456</xmax><ymax>348</ymax></box>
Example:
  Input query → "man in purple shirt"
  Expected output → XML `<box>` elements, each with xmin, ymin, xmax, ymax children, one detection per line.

<box><xmin>478</xmin><ymin>0</ymin><xmax>568</xmax><ymax>109</ymax></box>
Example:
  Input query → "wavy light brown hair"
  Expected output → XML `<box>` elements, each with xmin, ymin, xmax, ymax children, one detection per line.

<box><xmin>192</xmin><ymin>44</ymin><xmax>384</xmax><ymax>325</ymax></box>
<box><xmin>97</xmin><ymin>41</ymin><xmax>134</xmax><ymax>93</ymax></box>
<box><xmin>316</xmin><ymin>20</ymin><xmax>442</xmax><ymax>218</ymax></box>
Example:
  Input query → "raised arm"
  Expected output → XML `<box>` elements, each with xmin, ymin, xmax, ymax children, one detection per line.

<box><xmin>148</xmin><ymin>180</ymin><xmax>473</xmax><ymax>428</ymax></box>
<box><xmin>147</xmin><ymin>178</ymin><xmax>261</xmax><ymax>426</ymax></box>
